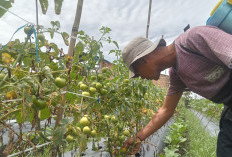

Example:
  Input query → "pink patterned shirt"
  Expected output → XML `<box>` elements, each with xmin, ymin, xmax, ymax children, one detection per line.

<box><xmin>167</xmin><ymin>25</ymin><xmax>232</xmax><ymax>99</ymax></box>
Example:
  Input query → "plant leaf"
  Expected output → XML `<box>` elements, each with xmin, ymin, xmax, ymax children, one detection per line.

<box><xmin>61</xmin><ymin>32</ymin><xmax>69</xmax><ymax>46</ymax></box>
<box><xmin>40</xmin><ymin>107</ymin><xmax>51</xmax><ymax>121</ymax></box>
<box><xmin>54</xmin><ymin>0</ymin><xmax>64</xmax><ymax>15</ymax></box>
<box><xmin>53</xmin><ymin>118</ymin><xmax>68</xmax><ymax>145</ymax></box>
<box><xmin>39</xmin><ymin>0</ymin><xmax>48</xmax><ymax>14</ymax></box>
<box><xmin>0</xmin><ymin>1</ymin><xmax>12</xmax><ymax>18</ymax></box>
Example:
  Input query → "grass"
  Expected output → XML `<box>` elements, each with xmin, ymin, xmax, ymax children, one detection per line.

<box><xmin>184</xmin><ymin>108</ymin><xmax>217</xmax><ymax>157</ymax></box>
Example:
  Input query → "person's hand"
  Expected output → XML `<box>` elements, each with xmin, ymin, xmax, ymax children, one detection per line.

<box><xmin>123</xmin><ymin>136</ymin><xmax>142</xmax><ymax>155</ymax></box>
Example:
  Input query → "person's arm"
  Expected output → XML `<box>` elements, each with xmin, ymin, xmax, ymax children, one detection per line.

<box><xmin>124</xmin><ymin>91</ymin><xmax>183</xmax><ymax>155</ymax></box>
<box><xmin>136</xmin><ymin>91</ymin><xmax>183</xmax><ymax>140</ymax></box>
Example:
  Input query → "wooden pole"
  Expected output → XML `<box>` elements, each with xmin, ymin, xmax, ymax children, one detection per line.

<box><xmin>67</xmin><ymin>0</ymin><xmax>84</xmax><ymax>57</ymax></box>
<box><xmin>146</xmin><ymin>0</ymin><xmax>152</xmax><ymax>38</ymax></box>
<box><xmin>55</xmin><ymin>0</ymin><xmax>84</xmax><ymax>129</ymax></box>
<box><xmin>51</xmin><ymin>1</ymin><xmax>84</xmax><ymax>156</ymax></box>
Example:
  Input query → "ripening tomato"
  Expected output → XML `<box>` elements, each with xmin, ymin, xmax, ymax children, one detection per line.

<box><xmin>5</xmin><ymin>91</ymin><xmax>17</xmax><ymax>100</ymax></box>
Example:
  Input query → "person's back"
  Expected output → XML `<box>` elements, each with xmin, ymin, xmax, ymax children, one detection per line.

<box><xmin>169</xmin><ymin>25</ymin><xmax>232</xmax><ymax>104</ymax></box>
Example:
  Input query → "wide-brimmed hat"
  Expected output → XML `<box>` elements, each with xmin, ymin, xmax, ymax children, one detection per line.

<box><xmin>122</xmin><ymin>37</ymin><xmax>166</xmax><ymax>78</ymax></box>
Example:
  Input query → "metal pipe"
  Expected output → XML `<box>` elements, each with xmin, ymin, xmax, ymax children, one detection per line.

<box><xmin>146</xmin><ymin>0</ymin><xmax>152</xmax><ymax>38</ymax></box>
<box><xmin>35</xmin><ymin>0</ymin><xmax>39</xmax><ymax>32</ymax></box>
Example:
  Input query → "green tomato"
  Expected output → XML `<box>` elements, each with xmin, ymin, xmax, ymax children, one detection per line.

<box><xmin>102</xmin><ymin>67</ymin><xmax>109</xmax><ymax>73</ymax></box>
<box><xmin>72</xmin><ymin>65</ymin><xmax>81</xmax><ymax>71</ymax></box>
<box><xmin>24</xmin><ymin>26</ymin><xmax>32</xmax><ymax>34</ymax></box>
<box><xmin>72</xmin><ymin>129</ymin><xmax>78</xmax><ymax>136</ymax></box>
<box><xmin>120</xmin><ymin>147</ymin><xmax>127</xmax><ymax>154</ymax></box>
<box><xmin>72</xmin><ymin>126</ymin><xmax>81</xmax><ymax>136</ymax></box>
<box><xmin>119</xmin><ymin>135</ymin><xmax>126</xmax><ymax>142</ymax></box>
<box><xmin>54</xmin><ymin>77</ymin><xmax>66</xmax><ymax>88</ymax></box>
<box><xmin>89</xmin><ymin>87</ymin><xmax>97</xmax><ymax>93</ymax></box>
<box><xmin>110</xmin><ymin>115</ymin><xmax>117</xmax><ymax>123</ymax></box>
<box><xmin>66</xmin><ymin>135</ymin><xmax>74</xmax><ymax>142</ymax></box>
<box><xmin>95</xmin><ymin>82</ymin><xmax>102</xmax><ymax>89</ymax></box>
<box><xmin>91</xmin><ymin>75</ymin><xmax>97</xmax><ymax>81</ymax></box>
<box><xmin>98</xmin><ymin>74</ymin><xmax>104</xmax><ymax>80</ymax></box>
<box><xmin>37</xmin><ymin>33</ymin><xmax>45</xmax><ymax>41</ymax></box>
<box><xmin>91</xmin><ymin>130</ymin><xmax>97</xmax><ymax>137</ymax></box>
<box><xmin>37</xmin><ymin>99</ymin><xmax>47</xmax><ymax>110</ymax></box>
<box><xmin>122</xmin><ymin>130</ymin><xmax>130</xmax><ymax>137</ymax></box>
<box><xmin>83</xmin><ymin>126</ymin><xmax>91</xmax><ymax>134</ymax></box>
<box><xmin>80</xmin><ymin>117</ymin><xmax>90</xmax><ymax>126</ymax></box>
<box><xmin>76</xmin><ymin>127</ymin><xmax>81</xmax><ymax>132</ymax></box>
<box><xmin>78</xmin><ymin>81</ymin><xmax>83</xmax><ymax>87</ymax></box>
<box><xmin>80</xmin><ymin>84</ymin><xmax>88</xmax><ymax>90</ymax></box>
<box><xmin>123</xmin><ymin>79</ymin><xmax>129</xmax><ymax>84</ymax></box>
<box><xmin>66</xmin><ymin>125</ymin><xmax>73</xmax><ymax>133</ymax></box>
<box><xmin>82</xmin><ymin>91</ymin><xmax>90</xmax><ymax>97</ymax></box>
<box><xmin>100</xmin><ymin>88</ymin><xmax>107</xmax><ymax>95</ymax></box>
<box><xmin>117</xmin><ymin>124</ymin><xmax>123</xmax><ymax>131</ymax></box>
<box><xmin>104</xmin><ymin>115</ymin><xmax>110</xmax><ymax>120</ymax></box>
<box><xmin>84</xmin><ymin>114</ymin><xmax>89</xmax><ymax>118</ymax></box>
<box><xmin>32</xmin><ymin>96</ymin><xmax>47</xmax><ymax>110</ymax></box>
<box><xmin>91</xmin><ymin>82</ymin><xmax>97</xmax><ymax>87</ymax></box>
<box><xmin>0</xmin><ymin>73</ymin><xmax>5</xmax><ymax>80</ymax></box>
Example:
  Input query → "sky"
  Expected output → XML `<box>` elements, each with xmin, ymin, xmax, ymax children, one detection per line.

<box><xmin>0</xmin><ymin>0</ymin><xmax>218</xmax><ymax>66</ymax></box>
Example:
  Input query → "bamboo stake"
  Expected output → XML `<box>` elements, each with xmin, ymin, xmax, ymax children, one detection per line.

<box><xmin>146</xmin><ymin>0</ymin><xmax>152</xmax><ymax>38</ymax></box>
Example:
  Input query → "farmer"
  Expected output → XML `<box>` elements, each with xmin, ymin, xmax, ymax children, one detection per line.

<box><xmin>122</xmin><ymin>25</ymin><xmax>232</xmax><ymax>156</ymax></box>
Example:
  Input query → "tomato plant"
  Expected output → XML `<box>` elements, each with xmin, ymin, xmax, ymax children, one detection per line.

<box><xmin>0</xmin><ymin>11</ymin><xmax>166</xmax><ymax>157</ymax></box>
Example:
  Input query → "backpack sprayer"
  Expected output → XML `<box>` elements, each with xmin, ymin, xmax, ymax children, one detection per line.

<box><xmin>206</xmin><ymin>0</ymin><xmax>232</xmax><ymax>34</ymax></box>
